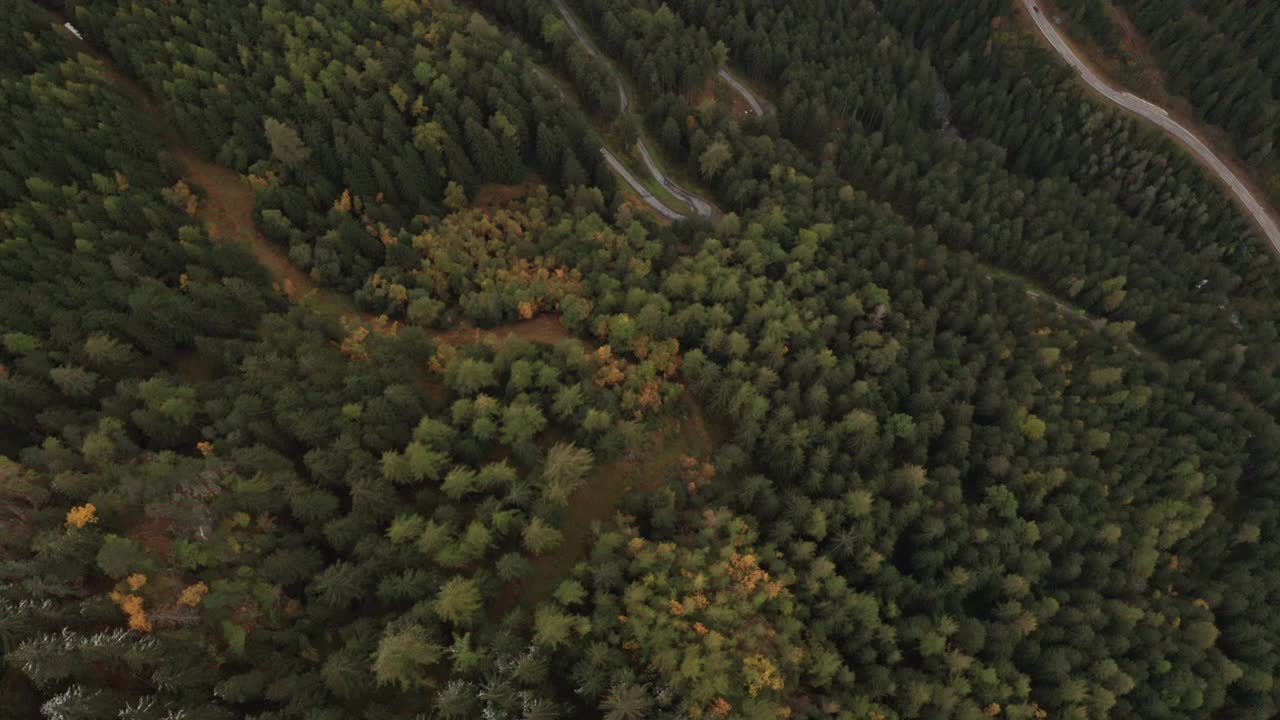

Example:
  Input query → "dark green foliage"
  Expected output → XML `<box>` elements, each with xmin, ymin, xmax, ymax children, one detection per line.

<box><xmin>1117</xmin><ymin>0</ymin><xmax>1280</xmax><ymax>190</ymax></box>
<box><xmin>7</xmin><ymin>0</ymin><xmax>1280</xmax><ymax>718</ymax></box>
<box><xmin>62</xmin><ymin>0</ymin><xmax>612</xmax><ymax>293</ymax></box>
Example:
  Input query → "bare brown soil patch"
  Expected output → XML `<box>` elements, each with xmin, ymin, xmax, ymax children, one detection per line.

<box><xmin>473</xmin><ymin>175</ymin><xmax>542</xmax><ymax>210</ymax></box>
<box><xmin>688</xmin><ymin>74</ymin><xmax>764</xmax><ymax>120</ymax></box>
<box><xmin>130</xmin><ymin>515</ymin><xmax>176</xmax><ymax>560</ymax></box>
<box><xmin>179</xmin><ymin>155</ymin><xmax>315</xmax><ymax>302</ymax></box>
<box><xmin>49</xmin><ymin>12</ymin><xmax>355</xmax><ymax>315</ymax></box>
<box><xmin>428</xmin><ymin>314</ymin><xmax>576</xmax><ymax>348</ymax></box>
<box><xmin>718</xmin><ymin>78</ymin><xmax>755</xmax><ymax>120</ymax></box>
<box><xmin>173</xmin><ymin>349</ymin><xmax>218</xmax><ymax>384</ymax></box>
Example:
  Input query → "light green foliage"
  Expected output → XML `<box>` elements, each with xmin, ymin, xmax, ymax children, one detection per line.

<box><xmin>433</xmin><ymin>577</ymin><xmax>483</xmax><ymax>626</ymax></box>
<box><xmin>552</xmin><ymin>579</ymin><xmax>587</xmax><ymax>606</ymax></box>
<box><xmin>522</xmin><ymin>516</ymin><xmax>564</xmax><ymax>555</ymax></box>
<box><xmin>96</xmin><ymin>535</ymin><xmax>147</xmax><ymax>579</ymax></box>
<box><xmin>447</xmin><ymin>358</ymin><xmax>497</xmax><ymax>394</ymax></box>
<box><xmin>1020</xmin><ymin>413</ymin><xmax>1047</xmax><ymax>441</ymax></box>
<box><xmin>699</xmin><ymin>137</ymin><xmax>732</xmax><ymax>178</ymax></box>
<box><xmin>533</xmin><ymin>606</ymin><xmax>587</xmax><ymax>649</ymax></box>
<box><xmin>3</xmin><ymin>332</ymin><xmax>41</xmax><ymax>355</ymax></box>
<box><xmin>373</xmin><ymin>624</ymin><xmax>442</xmax><ymax>690</ymax></box>
<box><xmin>388</xmin><ymin>515</ymin><xmax>427</xmax><ymax>544</ymax></box>
<box><xmin>263</xmin><ymin>116</ymin><xmax>311</xmax><ymax>170</ymax></box>
<box><xmin>441</xmin><ymin>466</ymin><xmax>479</xmax><ymax>500</ymax></box>
<box><xmin>501</xmin><ymin>400</ymin><xmax>547</xmax><ymax>446</ymax></box>
<box><xmin>541</xmin><ymin>442</ymin><xmax>592</xmax><ymax>504</ymax></box>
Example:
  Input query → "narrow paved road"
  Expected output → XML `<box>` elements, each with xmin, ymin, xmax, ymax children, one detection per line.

<box><xmin>552</xmin><ymin>0</ymin><xmax>628</xmax><ymax>114</ymax></box>
<box><xmin>718</xmin><ymin>69</ymin><xmax>765</xmax><ymax>116</ymax></box>
<box><xmin>552</xmin><ymin>0</ymin><xmax>717</xmax><ymax>220</ymax></box>
<box><xmin>600</xmin><ymin>148</ymin><xmax>686</xmax><ymax>221</ymax></box>
<box><xmin>530</xmin><ymin>50</ymin><xmax>685</xmax><ymax>219</ymax></box>
<box><xmin>1022</xmin><ymin>0</ymin><xmax>1280</xmax><ymax>253</ymax></box>
<box><xmin>636</xmin><ymin>142</ymin><xmax>716</xmax><ymax>219</ymax></box>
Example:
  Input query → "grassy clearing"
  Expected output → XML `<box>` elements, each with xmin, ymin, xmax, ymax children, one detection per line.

<box><xmin>474</xmin><ymin>175</ymin><xmax>543</xmax><ymax>210</ymax></box>
<box><xmin>637</xmin><ymin>171</ymin><xmax>695</xmax><ymax>216</ymax></box>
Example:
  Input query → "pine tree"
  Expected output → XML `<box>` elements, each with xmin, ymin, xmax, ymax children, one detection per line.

<box><xmin>541</xmin><ymin>442</ymin><xmax>592</xmax><ymax>504</ymax></box>
<box><xmin>372</xmin><ymin>624</ymin><xmax>443</xmax><ymax>690</ymax></box>
<box><xmin>264</xmin><ymin>117</ymin><xmax>312</xmax><ymax>170</ymax></box>
<box><xmin>600</xmin><ymin>683</ymin><xmax>654</xmax><ymax>720</ymax></box>
<box><xmin>433</xmin><ymin>577</ymin><xmax>483</xmax><ymax>626</ymax></box>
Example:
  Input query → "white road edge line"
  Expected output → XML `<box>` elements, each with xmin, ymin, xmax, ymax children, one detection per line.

<box><xmin>1022</xmin><ymin>0</ymin><xmax>1280</xmax><ymax>254</ymax></box>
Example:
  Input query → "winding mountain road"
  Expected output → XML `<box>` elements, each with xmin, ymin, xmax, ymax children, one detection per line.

<box><xmin>530</xmin><ymin>42</ymin><xmax>685</xmax><ymax>219</ymax></box>
<box><xmin>600</xmin><ymin>148</ymin><xmax>686</xmax><ymax>221</ymax></box>
<box><xmin>552</xmin><ymin>0</ymin><xmax>629</xmax><ymax>114</ymax></box>
<box><xmin>1022</xmin><ymin>0</ymin><xmax>1280</xmax><ymax>254</ymax></box>
<box><xmin>552</xmin><ymin>0</ymin><xmax>717</xmax><ymax>220</ymax></box>
<box><xmin>636</xmin><ymin>142</ymin><xmax>716</xmax><ymax>219</ymax></box>
<box><xmin>718</xmin><ymin>68</ymin><xmax>765</xmax><ymax>116</ymax></box>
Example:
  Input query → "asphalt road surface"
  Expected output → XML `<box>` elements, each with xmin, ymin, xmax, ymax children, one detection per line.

<box><xmin>600</xmin><ymin>148</ymin><xmax>686</xmax><ymax>221</ymax></box>
<box><xmin>553</xmin><ymin>0</ymin><xmax>717</xmax><ymax>220</ymax></box>
<box><xmin>552</xmin><ymin>0</ymin><xmax>628</xmax><ymax>114</ymax></box>
<box><xmin>718</xmin><ymin>68</ymin><xmax>765</xmax><ymax>116</ymax></box>
<box><xmin>636</xmin><ymin>141</ymin><xmax>716</xmax><ymax>219</ymax></box>
<box><xmin>1022</xmin><ymin>0</ymin><xmax>1280</xmax><ymax>253</ymax></box>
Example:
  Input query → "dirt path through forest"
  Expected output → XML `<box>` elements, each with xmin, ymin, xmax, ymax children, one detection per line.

<box><xmin>48</xmin><ymin>11</ymin><xmax>691</xmax><ymax>354</ymax></box>
<box><xmin>176</xmin><ymin>148</ymin><xmax>341</xmax><ymax>308</ymax></box>
<box><xmin>48</xmin><ymin>11</ymin><xmax>723</xmax><ymax>615</ymax></box>
<box><xmin>428</xmin><ymin>314</ymin><xmax>577</xmax><ymax>348</ymax></box>
<box><xmin>717</xmin><ymin>68</ymin><xmax>767</xmax><ymax>116</ymax></box>
<box><xmin>47</xmin><ymin>13</ymin><xmax>353</xmax><ymax>315</ymax></box>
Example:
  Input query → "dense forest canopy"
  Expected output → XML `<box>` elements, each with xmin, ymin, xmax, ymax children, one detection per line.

<box><xmin>4</xmin><ymin>0</ymin><xmax>1280</xmax><ymax>718</ymax></box>
<box><xmin>1055</xmin><ymin>0</ymin><xmax>1280</xmax><ymax>207</ymax></box>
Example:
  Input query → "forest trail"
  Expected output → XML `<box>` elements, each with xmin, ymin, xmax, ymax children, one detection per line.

<box><xmin>49</xmin><ymin>11</ymin><xmax>722</xmax><ymax>617</ymax></box>
<box><xmin>550</xmin><ymin>0</ymin><xmax>629</xmax><ymax>114</ymax></box>
<box><xmin>635</xmin><ymin>141</ymin><xmax>717</xmax><ymax>219</ymax></box>
<box><xmin>175</xmin><ymin>147</ymin><xmax>358</xmax><ymax>316</ymax></box>
<box><xmin>47</xmin><ymin>13</ymin><xmax>355</xmax><ymax>317</ymax></box>
<box><xmin>551</xmin><ymin>0</ymin><xmax>719</xmax><ymax>221</ymax></box>
<box><xmin>1020</xmin><ymin>0</ymin><xmax>1280</xmax><ymax>255</ymax></box>
<box><xmin>984</xmin><ymin>268</ymin><xmax>1144</xmax><ymax>357</ymax></box>
<box><xmin>428</xmin><ymin>314</ymin><xmax>578</xmax><ymax>348</ymax></box>
<box><xmin>717</xmin><ymin>68</ymin><xmax>766</xmax><ymax>116</ymax></box>
<box><xmin>51</xmin><ymin>8</ymin><xmax>685</xmax><ymax>362</ymax></box>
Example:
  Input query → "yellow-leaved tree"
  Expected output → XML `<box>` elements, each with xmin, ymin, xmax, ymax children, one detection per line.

<box><xmin>547</xmin><ymin>509</ymin><xmax>815</xmax><ymax>720</ymax></box>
